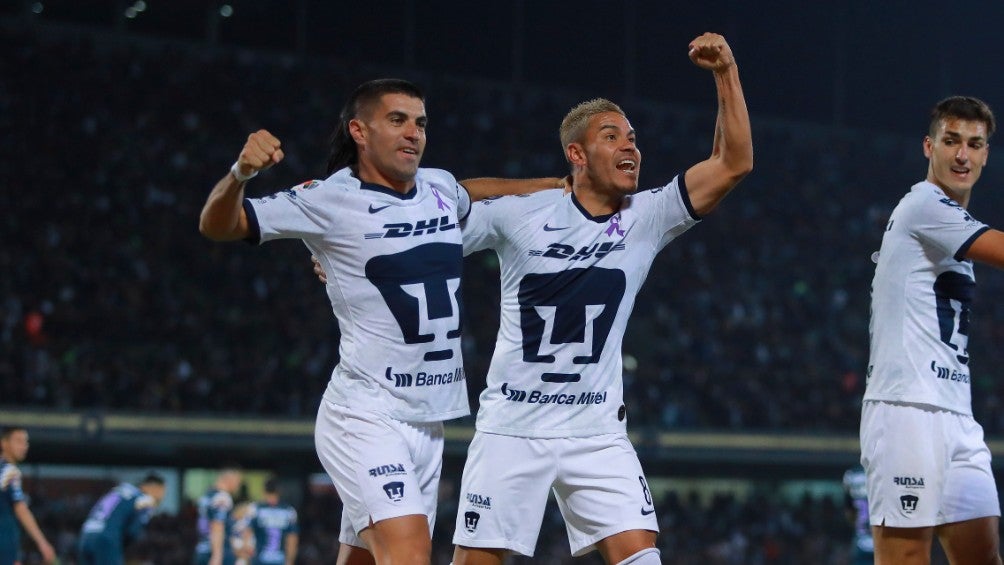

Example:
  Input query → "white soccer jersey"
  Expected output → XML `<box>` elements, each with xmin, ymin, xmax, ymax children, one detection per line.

<box><xmin>865</xmin><ymin>180</ymin><xmax>990</xmax><ymax>415</ymax></box>
<box><xmin>245</xmin><ymin>167</ymin><xmax>472</xmax><ymax>422</ymax></box>
<box><xmin>462</xmin><ymin>175</ymin><xmax>699</xmax><ymax>437</ymax></box>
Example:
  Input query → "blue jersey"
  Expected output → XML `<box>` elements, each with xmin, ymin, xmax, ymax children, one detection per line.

<box><xmin>81</xmin><ymin>483</ymin><xmax>157</xmax><ymax>543</ymax></box>
<box><xmin>194</xmin><ymin>488</ymin><xmax>236</xmax><ymax>562</ymax></box>
<box><xmin>247</xmin><ymin>501</ymin><xmax>298</xmax><ymax>564</ymax></box>
<box><xmin>0</xmin><ymin>461</ymin><xmax>26</xmax><ymax>561</ymax></box>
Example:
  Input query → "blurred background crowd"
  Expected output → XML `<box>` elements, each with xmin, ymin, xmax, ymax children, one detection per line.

<box><xmin>3</xmin><ymin>2</ymin><xmax>1004</xmax><ymax>562</ymax></box>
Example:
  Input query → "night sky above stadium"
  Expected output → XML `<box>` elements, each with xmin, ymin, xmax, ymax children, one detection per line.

<box><xmin>8</xmin><ymin>0</ymin><xmax>1004</xmax><ymax>134</ymax></box>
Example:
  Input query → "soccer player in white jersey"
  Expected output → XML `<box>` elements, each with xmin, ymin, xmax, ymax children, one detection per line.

<box><xmin>199</xmin><ymin>79</ymin><xmax>559</xmax><ymax>565</ymax></box>
<box><xmin>451</xmin><ymin>32</ymin><xmax>752</xmax><ymax>565</ymax></box>
<box><xmin>863</xmin><ymin>96</ymin><xmax>1004</xmax><ymax>564</ymax></box>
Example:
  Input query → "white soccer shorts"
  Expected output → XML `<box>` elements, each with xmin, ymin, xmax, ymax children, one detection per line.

<box><xmin>453</xmin><ymin>431</ymin><xmax>658</xmax><ymax>557</ymax></box>
<box><xmin>314</xmin><ymin>399</ymin><xmax>443</xmax><ymax>545</ymax></box>
<box><xmin>861</xmin><ymin>400</ymin><xmax>1000</xmax><ymax>528</ymax></box>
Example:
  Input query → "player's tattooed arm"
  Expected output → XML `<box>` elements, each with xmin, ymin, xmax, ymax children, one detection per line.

<box><xmin>682</xmin><ymin>33</ymin><xmax>753</xmax><ymax>217</ymax></box>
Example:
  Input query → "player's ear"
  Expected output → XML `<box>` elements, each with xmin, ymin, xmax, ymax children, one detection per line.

<box><xmin>922</xmin><ymin>136</ymin><xmax>933</xmax><ymax>159</ymax></box>
<box><xmin>567</xmin><ymin>143</ymin><xmax>586</xmax><ymax>167</ymax></box>
<box><xmin>348</xmin><ymin>119</ymin><xmax>367</xmax><ymax>146</ymax></box>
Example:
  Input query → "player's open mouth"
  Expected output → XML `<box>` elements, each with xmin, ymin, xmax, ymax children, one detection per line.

<box><xmin>951</xmin><ymin>166</ymin><xmax>970</xmax><ymax>177</ymax></box>
<box><xmin>616</xmin><ymin>159</ymin><xmax>637</xmax><ymax>174</ymax></box>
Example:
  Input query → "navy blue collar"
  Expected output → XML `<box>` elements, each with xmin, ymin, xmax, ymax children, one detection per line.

<box><xmin>360</xmin><ymin>180</ymin><xmax>417</xmax><ymax>200</ymax></box>
<box><xmin>570</xmin><ymin>190</ymin><xmax>619</xmax><ymax>223</ymax></box>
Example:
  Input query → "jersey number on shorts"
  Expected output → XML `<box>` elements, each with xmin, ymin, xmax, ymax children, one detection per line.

<box><xmin>366</xmin><ymin>242</ymin><xmax>464</xmax><ymax>361</ymax></box>
<box><xmin>517</xmin><ymin>267</ymin><xmax>626</xmax><ymax>382</ymax></box>
<box><xmin>933</xmin><ymin>271</ymin><xmax>974</xmax><ymax>364</ymax></box>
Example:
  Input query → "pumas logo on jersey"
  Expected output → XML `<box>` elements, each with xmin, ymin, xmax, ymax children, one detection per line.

<box><xmin>930</xmin><ymin>361</ymin><xmax>969</xmax><ymax>383</ymax></box>
<box><xmin>382</xmin><ymin>481</ymin><xmax>405</xmax><ymax>502</ymax></box>
<box><xmin>465</xmin><ymin>493</ymin><xmax>492</xmax><ymax>509</ymax></box>
<box><xmin>893</xmin><ymin>476</ymin><xmax>925</xmax><ymax>488</ymax></box>
<box><xmin>364</xmin><ymin>216</ymin><xmax>457</xmax><ymax>239</ymax></box>
<box><xmin>384</xmin><ymin>366</ymin><xmax>466</xmax><ymax>388</ymax></box>
<box><xmin>529</xmin><ymin>242</ymin><xmax>625</xmax><ymax>260</ymax></box>
<box><xmin>900</xmin><ymin>494</ymin><xmax>919</xmax><ymax>513</ymax></box>
<box><xmin>464</xmin><ymin>511</ymin><xmax>481</xmax><ymax>533</ymax></box>
<box><xmin>369</xmin><ymin>463</ymin><xmax>406</xmax><ymax>478</ymax></box>
<box><xmin>499</xmin><ymin>383</ymin><xmax>607</xmax><ymax>406</ymax></box>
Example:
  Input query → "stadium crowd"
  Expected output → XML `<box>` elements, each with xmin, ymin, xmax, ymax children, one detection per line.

<box><xmin>19</xmin><ymin>474</ymin><xmax>859</xmax><ymax>565</ymax></box>
<box><xmin>1</xmin><ymin>20</ymin><xmax>1001</xmax><ymax>564</ymax></box>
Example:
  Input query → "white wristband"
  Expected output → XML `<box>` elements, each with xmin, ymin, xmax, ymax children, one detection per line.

<box><xmin>230</xmin><ymin>161</ymin><xmax>258</xmax><ymax>183</ymax></box>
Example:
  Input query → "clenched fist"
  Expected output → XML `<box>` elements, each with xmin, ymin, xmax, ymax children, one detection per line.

<box><xmin>688</xmin><ymin>33</ymin><xmax>735</xmax><ymax>73</ymax></box>
<box><xmin>234</xmin><ymin>129</ymin><xmax>285</xmax><ymax>179</ymax></box>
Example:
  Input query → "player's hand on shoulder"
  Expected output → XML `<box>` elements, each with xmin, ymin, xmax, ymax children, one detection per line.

<box><xmin>688</xmin><ymin>32</ymin><xmax>735</xmax><ymax>72</ymax></box>
<box><xmin>236</xmin><ymin>129</ymin><xmax>285</xmax><ymax>178</ymax></box>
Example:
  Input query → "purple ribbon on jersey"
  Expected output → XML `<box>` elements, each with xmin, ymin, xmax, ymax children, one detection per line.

<box><xmin>605</xmin><ymin>213</ymin><xmax>624</xmax><ymax>236</ymax></box>
<box><xmin>431</xmin><ymin>186</ymin><xmax>450</xmax><ymax>211</ymax></box>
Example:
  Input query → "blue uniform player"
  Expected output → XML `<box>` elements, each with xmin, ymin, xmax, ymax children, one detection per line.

<box><xmin>194</xmin><ymin>467</ymin><xmax>244</xmax><ymax>565</ymax></box>
<box><xmin>244</xmin><ymin>477</ymin><xmax>298</xmax><ymax>565</ymax></box>
<box><xmin>1</xmin><ymin>426</ymin><xmax>55</xmax><ymax>565</ymax></box>
<box><xmin>78</xmin><ymin>474</ymin><xmax>166</xmax><ymax>565</ymax></box>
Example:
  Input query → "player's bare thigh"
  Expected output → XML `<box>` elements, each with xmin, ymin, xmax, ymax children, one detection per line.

<box><xmin>938</xmin><ymin>516</ymin><xmax>1002</xmax><ymax>565</ymax></box>
<box><xmin>340</xmin><ymin>514</ymin><xmax>430</xmax><ymax>565</ymax></box>
<box><xmin>596</xmin><ymin>529</ymin><xmax>657</xmax><ymax>564</ymax></box>
<box><xmin>452</xmin><ymin>546</ymin><xmax>509</xmax><ymax>565</ymax></box>
<box><xmin>873</xmin><ymin>524</ymin><xmax>935</xmax><ymax>565</ymax></box>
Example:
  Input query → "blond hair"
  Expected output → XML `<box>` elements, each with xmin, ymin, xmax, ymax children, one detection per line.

<box><xmin>559</xmin><ymin>98</ymin><xmax>625</xmax><ymax>162</ymax></box>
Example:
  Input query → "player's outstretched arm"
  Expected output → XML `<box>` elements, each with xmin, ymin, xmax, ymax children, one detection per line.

<box><xmin>682</xmin><ymin>33</ymin><xmax>753</xmax><ymax>217</ymax></box>
<box><xmin>199</xmin><ymin>129</ymin><xmax>285</xmax><ymax>241</ymax></box>
<box><xmin>965</xmin><ymin>228</ymin><xmax>1004</xmax><ymax>267</ymax></box>
<box><xmin>460</xmin><ymin>176</ymin><xmax>567</xmax><ymax>201</ymax></box>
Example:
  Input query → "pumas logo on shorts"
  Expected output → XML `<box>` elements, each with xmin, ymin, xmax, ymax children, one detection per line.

<box><xmin>382</xmin><ymin>481</ymin><xmax>405</xmax><ymax>502</ymax></box>
<box><xmin>464</xmin><ymin>511</ymin><xmax>480</xmax><ymax>533</ymax></box>
<box><xmin>465</xmin><ymin>493</ymin><xmax>492</xmax><ymax>509</ymax></box>
<box><xmin>900</xmin><ymin>494</ymin><xmax>919</xmax><ymax>513</ymax></box>
<box><xmin>368</xmin><ymin>463</ymin><xmax>406</xmax><ymax>478</ymax></box>
<box><xmin>893</xmin><ymin>476</ymin><xmax>925</xmax><ymax>488</ymax></box>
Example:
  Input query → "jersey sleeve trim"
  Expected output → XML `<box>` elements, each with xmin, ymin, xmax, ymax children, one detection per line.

<box><xmin>457</xmin><ymin>183</ymin><xmax>473</xmax><ymax>222</ymax></box>
<box><xmin>242</xmin><ymin>198</ymin><xmax>262</xmax><ymax>245</ymax></box>
<box><xmin>675</xmin><ymin>172</ymin><xmax>699</xmax><ymax>221</ymax></box>
<box><xmin>954</xmin><ymin>225</ymin><xmax>990</xmax><ymax>261</ymax></box>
